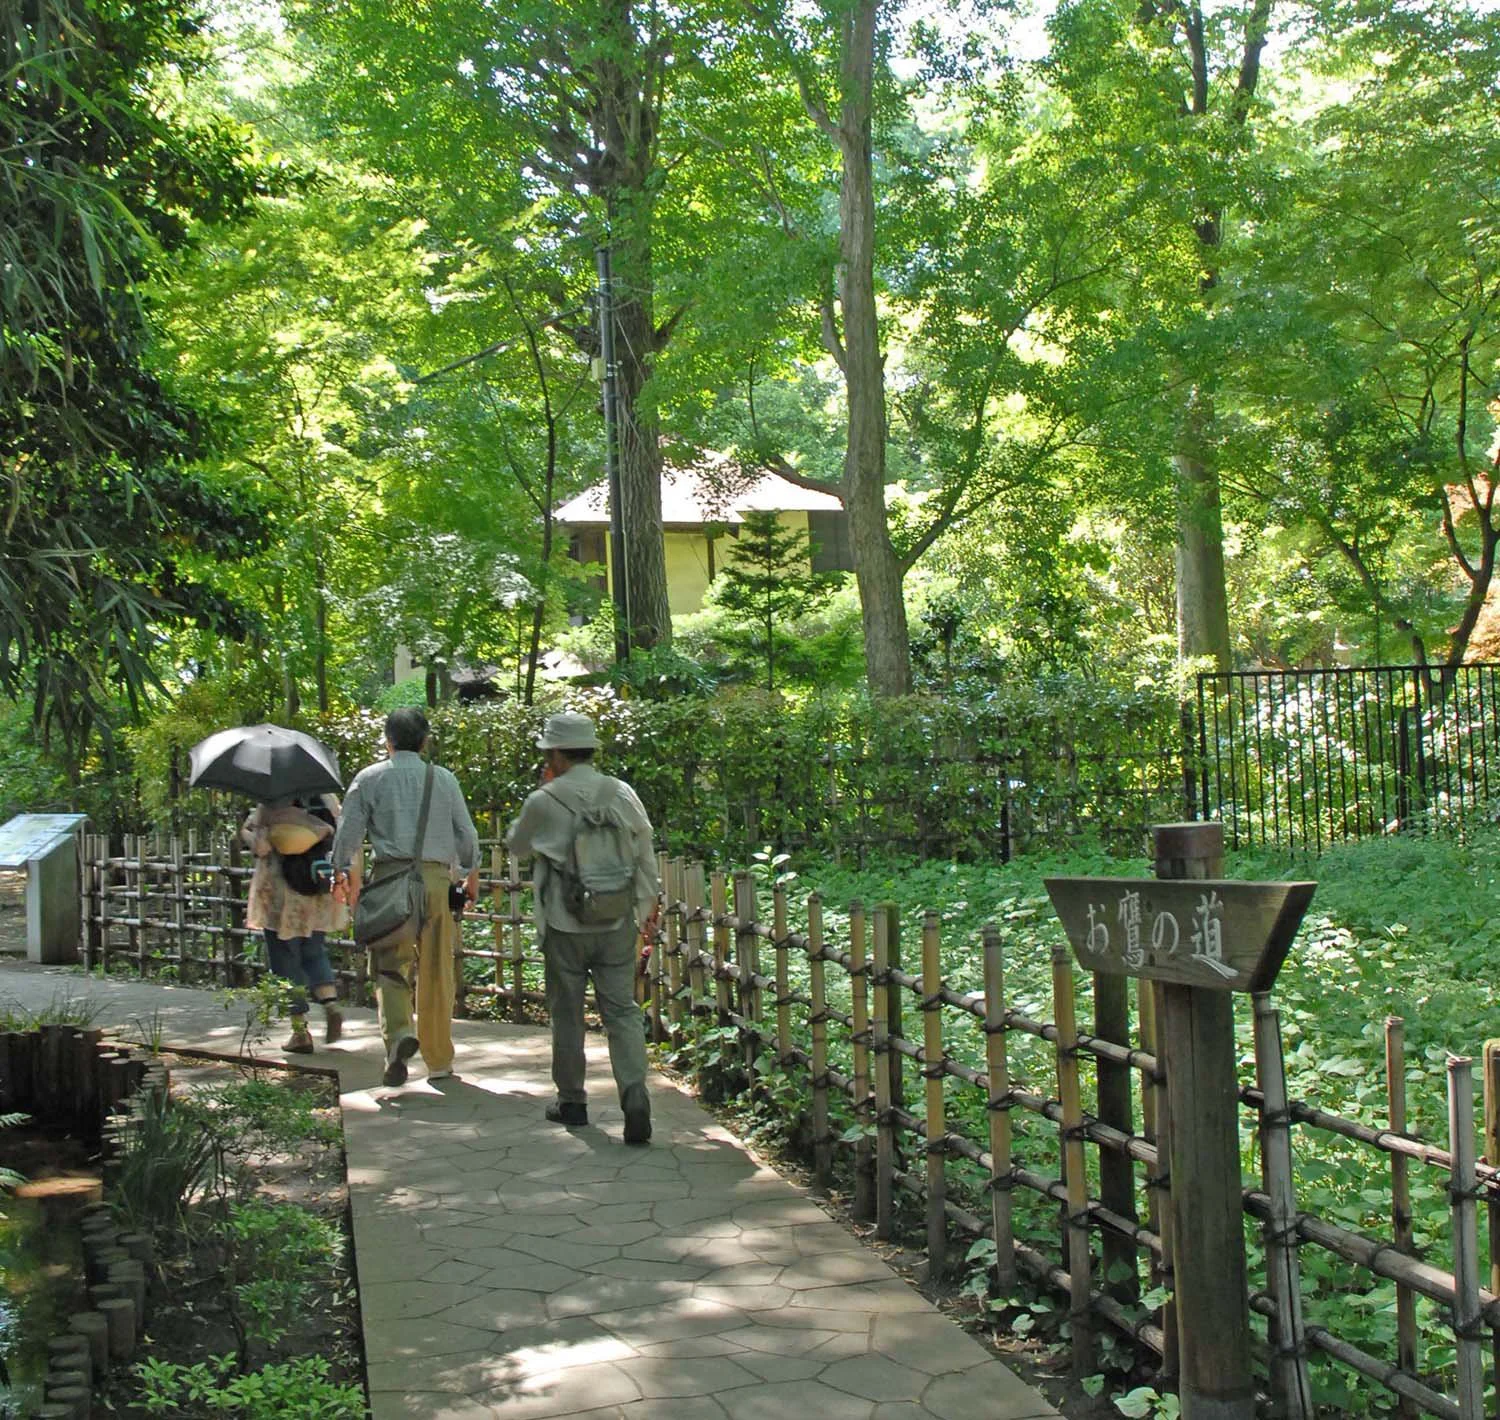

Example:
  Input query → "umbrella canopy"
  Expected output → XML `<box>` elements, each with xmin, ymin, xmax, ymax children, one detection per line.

<box><xmin>187</xmin><ymin>724</ymin><xmax>342</xmax><ymax>802</ymax></box>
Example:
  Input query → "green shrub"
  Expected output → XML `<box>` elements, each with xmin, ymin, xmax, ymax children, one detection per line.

<box><xmin>93</xmin><ymin>675</ymin><xmax>1187</xmax><ymax>861</ymax></box>
<box><xmin>219</xmin><ymin>1198</ymin><xmax>345</xmax><ymax>1348</ymax></box>
<box><xmin>111</xmin><ymin>1090</ymin><xmax>223</xmax><ymax>1236</ymax></box>
<box><xmin>373</xmin><ymin>673</ymin><xmax>428</xmax><ymax>711</ymax></box>
<box><xmin>134</xmin><ymin>1353</ymin><xmax>364</xmax><ymax>1419</ymax></box>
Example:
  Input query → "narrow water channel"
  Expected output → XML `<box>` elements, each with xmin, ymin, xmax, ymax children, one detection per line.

<box><xmin>0</xmin><ymin>1134</ymin><xmax>90</xmax><ymax>1417</ymax></box>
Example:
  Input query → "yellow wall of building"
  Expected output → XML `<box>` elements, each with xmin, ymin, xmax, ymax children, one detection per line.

<box><xmin>601</xmin><ymin>511</ymin><xmax>813</xmax><ymax>616</ymax></box>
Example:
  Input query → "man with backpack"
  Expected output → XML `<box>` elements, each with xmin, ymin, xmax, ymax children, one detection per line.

<box><xmin>506</xmin><ymin>711</ymin><xmax>660</xmax><ymax>1145</ymax></box>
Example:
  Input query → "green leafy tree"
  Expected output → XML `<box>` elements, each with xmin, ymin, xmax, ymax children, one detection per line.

<box><xmin>1225</xmin><ymin>0</ymin><xmax>1500</xmax><ymax>670</ymax></box>
<box><xmin>711</xmin><ymin>510</ymin><xmax>839</xmax><ymax>689</ymax></box>
<box><xmin>284</xmin><ymin>0</ymin><xmax>762</xmax><ymax>655</ymax></box>
<box><xmin>1</xmin><ymin>0</ymin><xmax>275</xmax><ymax>754</ymax></box>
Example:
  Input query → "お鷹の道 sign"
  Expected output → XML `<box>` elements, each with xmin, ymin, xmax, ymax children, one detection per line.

<box><xmin>1043</xmin><ymin>877</ymin><xmax>1316</xmax><ymax>993</ymax></box>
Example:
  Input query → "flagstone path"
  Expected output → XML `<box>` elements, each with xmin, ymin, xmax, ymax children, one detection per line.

<box><xmin>0</xmin><ymin>960</ymin><xmax>1060</xmax><ymax>1420</ymax></box>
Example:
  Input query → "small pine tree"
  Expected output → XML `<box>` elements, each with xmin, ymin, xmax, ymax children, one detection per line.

<box><xmin>711</xmin><ymin>509</ymin><xmax>839</xmax><ymax>689</ymax></box>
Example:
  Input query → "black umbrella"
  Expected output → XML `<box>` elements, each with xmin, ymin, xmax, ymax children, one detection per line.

<box><xmin>187</xmin><ymin>724</ymin><xmax>342</xmax><ymax>802</ymax></box>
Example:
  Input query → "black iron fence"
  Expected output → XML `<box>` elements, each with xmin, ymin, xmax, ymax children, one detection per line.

<box><xmin>1196</xmin><ymin>663</ymin><xmax>1500</xmax><ymax>851</ymax></box>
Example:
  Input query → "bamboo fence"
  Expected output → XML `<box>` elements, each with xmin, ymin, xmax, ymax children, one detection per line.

<box><xmin>77</xmin><ymin>834</ymin><xmax>1500</xmax><ymax>1417</ymax></box>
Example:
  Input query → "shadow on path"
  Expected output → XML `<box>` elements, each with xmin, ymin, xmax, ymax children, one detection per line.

<box><xmin>0</xmin><ymin>961</ymin><xmax>1059</xmax><ymax>1420</ymax></box>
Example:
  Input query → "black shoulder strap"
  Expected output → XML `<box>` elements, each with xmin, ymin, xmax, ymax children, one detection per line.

<box><xmin>411</xmin><ymin>762</ymin><xmax>435</xmax><ymax>864</ymax></box>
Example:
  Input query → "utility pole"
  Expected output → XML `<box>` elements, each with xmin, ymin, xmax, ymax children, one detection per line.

<box><xmin>596</xmin><ymin>245</ymin><xmax>630</xmax><ymax>665</ymax></box>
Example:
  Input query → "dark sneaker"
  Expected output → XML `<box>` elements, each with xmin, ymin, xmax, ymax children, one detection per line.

<box><xmin>283</xmin><ymin>1029</ymin><xmax>314</xmax><ymax>1055</ymax></box>
<box><xmin>383</xmin><ymin>1033</ymin><xmax>420</xmax><ymax>1086</ymax></box>
<box><xmin>623</xmin><ymin>1105</ymin><xmax>652</xmax><ymax>1146</ymax></box>
<box><xmin>323</xmin><ymin>1008</ymin><xmax>343</xmax><ymax>1045</ymax></box>
<box><xmin>545</xmin><ymin>1101</ymin><xmax>588</xmax><ymax>1126</ymax></box>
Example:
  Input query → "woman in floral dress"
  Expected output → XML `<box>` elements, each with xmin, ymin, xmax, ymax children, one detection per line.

<box><xmin>242</xmin><ymin>794</ymin><xmax>348</xmax><ymax>1052</ymax></box>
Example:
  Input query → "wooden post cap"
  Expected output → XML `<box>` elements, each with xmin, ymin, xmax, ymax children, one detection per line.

<box><xmin>1152</xmin><ymin>822</ymin><xmax>1224</xmax><ymax>859</ymax></box>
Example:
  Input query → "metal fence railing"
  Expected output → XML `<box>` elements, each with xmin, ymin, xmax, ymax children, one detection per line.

<box><xmin>1196</xmin><ymin>664</ymin><xmax>1500</xmax><ymax>851</ymax></box>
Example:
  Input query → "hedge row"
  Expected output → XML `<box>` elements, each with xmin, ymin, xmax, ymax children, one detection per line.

<box><xmin>132</xmin><ymin>681</ymin><xmax>1186</xmax><ymax>864</ymax></box>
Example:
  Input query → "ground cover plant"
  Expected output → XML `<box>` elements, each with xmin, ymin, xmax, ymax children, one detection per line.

<box><xmin>107</xmin><ymin>1057</ymin><xmax>364</xmax><ymax>1419</ymax></box>
<box><xmin>668</xmin><ymin>825</ymin><xmax>1500</xmax><ymax>1415</ymax></box>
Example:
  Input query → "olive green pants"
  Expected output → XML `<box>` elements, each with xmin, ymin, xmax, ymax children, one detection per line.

<box><xmin>369</xmin><ymin>864</ymin><xmax>457</xmax><ymax>1073</ymax></box>
<box><xmin>543</xmin><ymin>922</ymin><xmax>648</xmax><ymax>1117</ymax></box>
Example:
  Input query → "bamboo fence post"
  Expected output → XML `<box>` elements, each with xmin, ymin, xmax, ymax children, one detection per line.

<box><xmin>1386</xmin><ymin>1015</ymin><xmax>1418</xmax><ymax>1417</ymax></box>
<box><xmin>223</xmin><ymin>834</ymin><xmax>241</xmax><ymax>986</ymax></box>
<box><xmin>1252</xmin><ymin>993</ymin><xmax>1313</xmax><ymax>1420</ymax></box>
<box><xmin>81</xmin><ymin>836</ymin><xmax>99</xmax><ymax>971</ymax></box>
<box><xmin>187</xmin><ymin>828</ymin><xmax>199</xmax><ymax>975</ymax></box>
<box><xmin>666</xmin><ymin>859</ymin><xmax>685</xmax><ymax>1043</ymax></box>
<box><xmin>982</xmin><ymin>923</ymin><xmax>1017</xmax><ymax>1293</ymax></box>
<box><xmin>489</xmin><ymin>844</ymin><xmax>506</xmax><ymax>1003</ymax></box>
<box><xmin>1483</xmin><ymin>1040</ymin><xmax>1500</xmax><ymax>1400</ymax></box>
<box><xmin>773</xmin><ymin>882</ymin><xmax>791</xmax><ymax>1065</ymax></box>
<box><xmin>872</xmin><ymin>904</ymin><xmax>896</xmax><ymax>1240</ymax></box>
<box><xmin>686</xmin><ymin>864</ymin><xmax>707</xmax><ymax>1013</ymax></box>
<box><xmin>850</xmin><ymin>900</ymin><xmax>875</xmax><ymax>1223</ymax></box>
<box><xmin>1142</xmin><ymin>977</ymin><xmax>1178</xmax><ymax>1384</ymax></box>
<box><xmin>124</xmin><ymin>835</ymin><xmax>140</xmax><ymax>968</ymax></box>
<box><xmin>711</xmin><ymin>871</ymin><xmax>731</xmax><ymax>1032</ymax></box>
<box><xmin>733</xmin><ymin>872</ymin><xmax>758</xmax><ymax>1074</ymax></box>
<box><xmin>649</xmin><ymin>853</ymin><xmax>667</xmax><ymax>1043</ymax></box>
<box><xmin>921</xmin><ymin>910</ymin><xmax>947</xmax><ymax>1281</ymax></box>
<box><xmin>140</xmin><ymin>833</ymin><xmax>153</xmax><ymax>970</ymax></box>
<box><xmin>508</xmin><ymin>850</ymin><xmax>525</xmax><ymax>1023</ymax></box>
<box><xmin>881</xmin><ymin>901</ymin><xmax>904</xmax><ymax>1114</ymax></box>
<box><xmin>808</xmin><ymin>893</ymin><xmax>832</xmax><ymax>1189</ymax></box>
<box><xmin>171</xmin><ymin>838</ymin><xmax>186</xmax><ymax>978</ymax></box>
<box><xmin>100</xmin><ymin>834</ymin><xmax>115</xmax><ymax>972</ymax></box>
<box><xmin>747</xmin><ymin>873</ymin><xmax>764</xmax><ymax>1037</ymax></box>
<box><xmin>1446</xmin><ymin>1054</ymin><xmax>1484</xmax><ymax>1420</ymax></box>
<box><xmin>1094</xmin><ymin>963</ymin><xmax>1138</xmax><ymax>1303</ymax></box>
<box><xmin>1051</xmin><ymin>940</ymin><xmax>1094</xmax><ymax>1377</ymax></box>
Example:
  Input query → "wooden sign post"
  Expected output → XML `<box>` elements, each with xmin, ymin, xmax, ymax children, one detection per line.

<box><xmin>1046</xmin><ymin>823</ymin><xmax>1315</xmax><ymax>1420</ymax></box>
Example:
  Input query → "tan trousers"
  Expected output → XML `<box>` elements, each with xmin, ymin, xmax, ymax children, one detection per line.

<box><xmin>370</xmin><ymin>864</ymin><xmax>457</xmax><ymax>1072</ymax></box>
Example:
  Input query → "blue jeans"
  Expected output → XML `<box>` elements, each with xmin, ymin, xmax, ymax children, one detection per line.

<box><xmin>263</xmin><ymin>930</ymin><xmax>336</xmax><ymax>1016</ymax></box>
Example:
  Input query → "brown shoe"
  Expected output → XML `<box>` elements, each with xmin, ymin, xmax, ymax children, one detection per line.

<box><xmin>323</xmin><ymin>1008</ymin><xmax>343</xmax><ymax>1045</ymax></box>
<box><xmin>283</xmin><ymin>1026</ymin><xmax>314</xmax><ymax>1055</ymax></box>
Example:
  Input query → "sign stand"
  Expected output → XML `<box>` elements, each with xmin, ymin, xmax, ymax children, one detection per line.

<box><xmin>1155</xmin><ymin>823</ymin><xmax>1253</xmax><ymax>1420</ymax></box>
<box><xmin>0</xmin><ymin>814</ymin><xmax>88</xmax><ymax>965</ymax></box>
<box><xmin>1045</xmin><ymin>821</ymin><xmax>1316</xmax><ymax>1420</ymax></box>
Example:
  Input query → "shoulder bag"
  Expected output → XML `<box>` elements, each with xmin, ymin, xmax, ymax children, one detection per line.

<box><xmin>352</xmin><ymin>762</ymin><xmax>435</xmax><ymax>952</ymax></box>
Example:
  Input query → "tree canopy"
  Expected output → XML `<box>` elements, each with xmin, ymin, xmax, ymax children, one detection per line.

<box><xmin>6</xmin><ymin>0</ymin><xmax>1500</xmax><ymax>762</ymax></box>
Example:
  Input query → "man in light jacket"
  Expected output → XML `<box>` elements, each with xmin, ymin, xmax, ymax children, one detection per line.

<box><xmin>332</xmin><ymin>708</ymin><xmax>480</xmax><ymax>1087</ymax></box>
<box><xmin>506</xmin><ymin>711</ymin><xmax>660</xmax><ymax>1144</ymax></box>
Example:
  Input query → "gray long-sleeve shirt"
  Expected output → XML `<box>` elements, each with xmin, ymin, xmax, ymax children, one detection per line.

<box><xmin>331</xmin><ymin>751</ymin><xmax>479</xmax><ymax>875</ymax></box>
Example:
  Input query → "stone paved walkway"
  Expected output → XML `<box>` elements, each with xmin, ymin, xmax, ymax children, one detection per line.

<box><xmin>0</xmin><ymin>961</ymin><xmax>1059</xmax><ymax>1420</ymax></box>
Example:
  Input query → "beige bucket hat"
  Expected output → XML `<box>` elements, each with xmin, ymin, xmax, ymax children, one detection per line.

<box><xmin>536</xmin><ymin>711</ymin><xmax>600</xmax><ymax>750</ymax></box>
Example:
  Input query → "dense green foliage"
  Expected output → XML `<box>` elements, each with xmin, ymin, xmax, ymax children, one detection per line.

<box><xmin>668</xmin><ymin>824</ymin><xmax>1500</xmax><ymax>1413</ymax></box>
<box><xmin>709</xmin><ymin>510</ymin><xmax>843</xmax><ymax>689</ymax></box>
<box><xmin>1</xmin><ymin>0</ymin><xmax>278</xmax><ymax>753</ymax></box>
<box><xmin>130</xmin><ymin>681</ymin><xmax>1182</xmax><ymax>858</ymax></box>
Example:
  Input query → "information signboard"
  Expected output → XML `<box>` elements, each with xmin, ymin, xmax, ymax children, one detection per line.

<box><xmin>1044</xmin><ymin>876</ymin><xmax>1316</xmax><ymax>994</ymax></box>
<box><xmin>0</xmin><ymin>814</ymin><xmax>88</xmax><ymax>870</ymax></box>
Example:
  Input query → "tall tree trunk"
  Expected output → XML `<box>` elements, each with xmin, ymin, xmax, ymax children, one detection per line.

<box><xmin>1173</xmin><ymin>391</ymin><xmax>1231</xmax><ymax>670</ymax></box>
<box><xmin>590</xmin><ymin>0</ymin><xmax>671</xmax><ymax>653</ymax></box>
<box><xmin>1165</xmin><ymin>0</ymin><xmax>1270</xmax><ymax>676</ymax></box>
<box><xmin>314</xmin><ymin>545</ymin><xmax>329</xmax><ymax>714</ymax></box>
<box><xmin>612</xmin><ymin>245</ymin><xmax>670</xmax><ymax>649</ymax></box>
<box><xmin>836</xmin><ymin>0</ymin><xmax>911</xmax><ymax>697</ymax></box>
